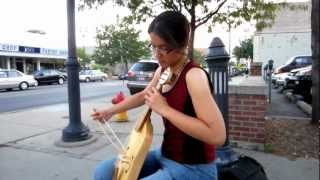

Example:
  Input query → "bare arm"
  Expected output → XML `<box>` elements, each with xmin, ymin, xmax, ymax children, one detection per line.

<box><xmin>109</xmin><ymin>67</ymin><xmax>161</xmax><ymax>113</ymax></box>
<box><xmin>145</xmin><ymin>68</ymin><xmax>226</xmax><ymax>145</ymax></box>
<box><xmin>91</xmin><ymin>67</ymin><xmax>162</xmax><ymax>121</ymax></box>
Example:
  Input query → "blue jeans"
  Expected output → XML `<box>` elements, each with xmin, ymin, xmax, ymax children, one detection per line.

<box><xmin>94</xmin><ymin>149</ymin><xmax>217</xmax><ymax>180</ymax></box>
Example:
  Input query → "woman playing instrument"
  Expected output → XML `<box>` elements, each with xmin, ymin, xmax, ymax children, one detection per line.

<box><xmin>91</xmin><ymin>11</ymin><xmax>226</xmax><ymax>180</ymax></box>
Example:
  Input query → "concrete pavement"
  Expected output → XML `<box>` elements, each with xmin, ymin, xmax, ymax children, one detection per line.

<box><xmin>0</xmin><ymin>97</ymin><xmax>318</xmax><ymax>180</ymax></box>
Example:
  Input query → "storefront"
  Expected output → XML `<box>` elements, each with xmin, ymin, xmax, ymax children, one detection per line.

<box><xmin>0</xmin><ymin>43</ymin><xmax>67</xmax><ymax>74</ymax></box>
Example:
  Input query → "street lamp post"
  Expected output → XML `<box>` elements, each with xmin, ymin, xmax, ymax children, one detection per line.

<box><xmin>61</xmin><ymin>0</ymin><xmax>92</xmax><ymax>142</ymax></box>
<box><xmin>205</xmin><ymin>37</ymin><xmax>239</xmax><ymax>168</ymax></box>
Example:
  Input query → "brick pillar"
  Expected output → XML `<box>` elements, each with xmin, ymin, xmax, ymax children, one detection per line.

<box><xmin>250</xmin><ymin>62</ymin><xmax>262</xmax><ymax>76</ymax></box>
<box><xmin>228</xmin><ymin>76</ymin><xmax>267</xmax><ymax>150</ymax></box>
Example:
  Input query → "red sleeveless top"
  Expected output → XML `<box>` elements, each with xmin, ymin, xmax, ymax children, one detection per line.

<box><xmin>161</xmin><ymin>61</ymin><xmax>216</xmax><ymax>164</ymax></box>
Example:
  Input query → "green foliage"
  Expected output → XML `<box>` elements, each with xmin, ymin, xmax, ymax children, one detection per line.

<box><xmin>193</xmin><ymin>49</ymin><xmax>206</xmax><ymax>67</ymax></box>
<box><xmin>264</xmin><ymin>143</ymin><xmax>273</xmax><ymax>153</ymax></box>
<box><xmin>232</xmin><ymin>38</ymin><xmax>253</xmax><ymax>61</ymax></box>
<box><xmin>91</xmin><ymin>63</ymin><xmax>104</xmax><ymax>70</ymax></box>
<box><xmin>234</xmin><ymin>62</ymin><xmax>246</xmax><ymax>71</ymax></box>
<box><xmin>79</xmin><ymin>0</ymin><xmax>289</xmax><ymax>57</ymax></box>
<box><xmin>92</xmin><ymin>19</ymin><xmax>151</xmax><ymax>70</ymax></box>
<box><xmin>76</xmin><ymin>47</ymin><xmax>91</xmax><ymax>68</ymax></box>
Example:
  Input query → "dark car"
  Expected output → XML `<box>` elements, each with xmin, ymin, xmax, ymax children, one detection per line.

<box><xmin>275</xmin><ymin>55</ymin><xmax>312</xmax><ymax>74</ymax></box>
<box><xmin>284</xmin><ymin>65</ymin><xmax>312</xmax><ymax>103</ymax></box>
<box><xmin>33</xmin><ymin>69</ymin><xmax>65</xmax><ymax>85</ymax></box>
<box><xmin>127</xmin><ymin>59</ymin><xmax>159</xmax><ymax>94</ymax></box>
<box><xmin>118</xmin><ymin>73</ymin><xmax>128</xmax><ymax>80</ymax></box>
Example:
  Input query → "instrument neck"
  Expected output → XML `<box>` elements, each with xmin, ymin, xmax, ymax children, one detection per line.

<box><xmin>135</xmin><ymin>84</ymin><xmax>163</xmax><ymax>131</ymax></box>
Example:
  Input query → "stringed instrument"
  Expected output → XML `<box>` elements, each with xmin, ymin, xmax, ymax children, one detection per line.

<box><xmin>95</xmin><ymin>68</ymin><xmax>173</xmax><ymax>180</ymax></box>
<box><xmin>113</xmin><ymin>68</ymin><xmax>172</xmax><ymax>180</ymax></box>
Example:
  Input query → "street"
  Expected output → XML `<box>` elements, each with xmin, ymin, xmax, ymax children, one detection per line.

<box><xmin>0</xmin><ymin>80</ymin><xmax>129</xmax><ymax>113</ymax></box>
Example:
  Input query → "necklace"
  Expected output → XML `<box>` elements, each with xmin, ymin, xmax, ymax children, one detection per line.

<box><xmin>168</xmin><ymin>59</ymin><xmax>189</xmax><ymax>84</ymax></box>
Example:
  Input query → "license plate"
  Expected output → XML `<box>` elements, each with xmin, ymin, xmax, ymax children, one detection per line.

<box><xmin>138</xmin><ymin>77</ymin><xmax>145</xmax><ymax>81</ymax></box>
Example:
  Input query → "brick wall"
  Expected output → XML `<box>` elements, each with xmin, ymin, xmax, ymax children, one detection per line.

<box><xmin>229</xmin><ymin>94</ymin><xmax>267</xmax><ymax>145</ymax></box>
<box><xmin>250</xmin><ymin>62</ymin><xmax>262</xmax><ymax>76</ymax></box>
<box><xmin>228</xmin><ymin>76</ymin><xmax>267</xmax><ymax>150</ymax></box>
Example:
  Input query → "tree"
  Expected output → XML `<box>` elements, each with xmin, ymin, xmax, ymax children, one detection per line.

<box><xmin>311</xmin><ymin>0</ymin><xmax>319</xmax><ymax>123</ymax></box>
<box><xmin>92</xmin><ymin>20</ymin><xmax>151</xmax><ymax>72</ymax></box>
<box><xmin>193</xmin><ymin>49</ymin><xmax>206</xmax><ymax>67</ymax></box>
<box><xmin>79</xmin><ymin>0</ymin><xmax>281</xmax><ymax>58</ymax></box>
<box><xmin>232</xmin><ymin>38</ymin><xmax>253</xmax><ymax>61</ymax></box>
<box><xmin>76</xmin><ymin>47</ymin><xmax>91</xmax><ymax>69</ymax></box>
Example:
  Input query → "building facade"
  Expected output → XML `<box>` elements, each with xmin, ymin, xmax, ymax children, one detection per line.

<box><xmin>0</xmin><ymin>43</ymin><xmax>67</xmax><ymax>74</ymax></box>
<box><xmin>253</xmin><ymin>2</ymin><xmax>311</xmax><ymax>69</ymax></box>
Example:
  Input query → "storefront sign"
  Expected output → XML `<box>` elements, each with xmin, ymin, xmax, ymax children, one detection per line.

<box><xmin>19</xmin><ymin>46</ymin><xmax>40</xmax><ymax>53</ymax></box>
<box><xmin>41</xmin><ymin>48</ymin><xmax>67</xmax><ymax>56</ymax></box>
<box><xmin>0</xmin><ymin>43</ymin><xmax>67</xmax><ymax>57</ymax></box>
<box><xmin>0</xmin><ymin>43</ymin><xmax>19</xmax><ymax>52</ymax></box>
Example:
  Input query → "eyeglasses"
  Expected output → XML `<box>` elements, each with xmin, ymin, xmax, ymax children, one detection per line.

<box><xmin>149</xmin><ymin>44</ymin><xmax>174</xmax><ymax>55</ymax></box>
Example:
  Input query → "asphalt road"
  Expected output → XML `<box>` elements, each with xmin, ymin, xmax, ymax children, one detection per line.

<box><xmin>0</xmin><ymin>80</ymin><xmax>129</xmax><ymax>113</ymax></box>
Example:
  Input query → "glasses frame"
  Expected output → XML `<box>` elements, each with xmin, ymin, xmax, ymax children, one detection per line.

<box><xmin>149</xmin><ymin>43</ymin><xmax>174</xmax><ymax>56</ymax></box>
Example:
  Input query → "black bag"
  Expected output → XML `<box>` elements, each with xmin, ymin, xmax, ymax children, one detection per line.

<box><xmin>218</xmin><ymin>155</ymin><xmax>268</xmax><ymax>180</ymax></box>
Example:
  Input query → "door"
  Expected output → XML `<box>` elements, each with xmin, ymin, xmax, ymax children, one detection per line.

<box><xmin>0</xmin><ymin>71</ymin><xmax>10</xmax><ymax>89</ymax></box>
<box><xmin>6</xmin><ymin>70</ymin><xmax>22</xmax><ymax>89</ymax></box>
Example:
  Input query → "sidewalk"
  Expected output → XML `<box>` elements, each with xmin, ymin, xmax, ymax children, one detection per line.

<box><xmin>265</xmin><ymin>85</ymin><xmax>310</xmax><ymax>119</ymax></box>
<box><xmin>0</xmin><ymin>97</ymin><xmax>318</xmax><ymax>180</ymax></box>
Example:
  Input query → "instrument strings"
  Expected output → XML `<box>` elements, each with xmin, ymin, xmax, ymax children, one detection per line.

<box><xmin>93</xmin><ymin>67</ymin><xmax>173</xmax><ymax>154</ymax></box>
<box><xmin>93</xmin><ymin>109</ymin><xmax>125</xmax><ymax>153</ymax></box>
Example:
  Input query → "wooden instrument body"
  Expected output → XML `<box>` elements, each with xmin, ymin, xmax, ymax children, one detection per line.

<box><xmin>113</xmin><ymin>67</ymin><xmax>173</xmax><ymax>180</ymax></box>
<box><xmin>113</xmin><ymin>109</ymin><xmax>153</xmax><ymax>180</ymax></box>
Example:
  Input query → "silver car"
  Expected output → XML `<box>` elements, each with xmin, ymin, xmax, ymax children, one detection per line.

<box><xmin>0</xmin><ymin>69</ymin><xmax>38</xmax><ymax>91</ymax></box>
<box><xmin>79</xmin><ymin>70</ymin><xmax>108</xmax><ymax>82</ymax></box>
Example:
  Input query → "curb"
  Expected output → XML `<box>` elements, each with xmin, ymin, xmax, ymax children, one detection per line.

<box><xmin>265</xmin><ymin>115</ymin><xmax>311</xmax><ymax>121</ymax></box>
<box><xmin>296</xmin><ymin>100</ymin><xmax>312</xmax><ymax>116</ymax></box>
<box><xmin>285</xmin><ymin>91</ymin><xmax>303</xmax><ymax>103</ymax></box>
<box><xmin>284</xmin><ymin>90</ymin><xmax>312</xmax><ymax>117</ymax></box>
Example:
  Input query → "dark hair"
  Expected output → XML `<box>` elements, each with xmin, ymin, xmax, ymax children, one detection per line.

<box><xmin>148</xmin><ymin>11</ymin><xmax>190</xmax><ymax>49</ymax></box>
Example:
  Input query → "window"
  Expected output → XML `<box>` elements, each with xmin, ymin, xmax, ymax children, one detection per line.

<box><xmin>0</xmin><ymin>71</ymin><xmax>8</xmax><ymax>78</ymax></box>
<box><xmin>50</xmin><ymin>70</ymin><xmax>59</xmax><ymax>75</ymax></box>
<box><xmin>130</xmin><ymin>62</ymin><xmax>159</xmax><ymax>72</ymax></box>
<box><xmin>303</xmin><ymin>56</ymin><xmax>312</xmax><ymax>64</ymax></box>
<box><xmin>92</xmin><ymin>70</ymin><xmax>103</xmax><ymax>74</ymax></box>
<box><xmin>8</xmin><ymin>71</ymin><xmax>21</xmax><ymax>77</ymax></box>
<box><xmin>295</xmin><ymin>58</ymin><xmax>304</xmax><ymax>65</ymax></box>
<box><xmin>295</xmin><ymin>56</ymin><xmax>312</xmax><ymax>65</ymax></box>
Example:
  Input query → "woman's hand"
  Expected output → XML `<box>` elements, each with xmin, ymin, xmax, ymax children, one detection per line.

<box><xmin>144</xmin><ymin>87</ymin><xmax>169</xmax><ymax>115</ymax></box>
<box><xmin>91</xmin><ymin>108</ymin><xmax>114</xmax><ymax>123</ymax></box>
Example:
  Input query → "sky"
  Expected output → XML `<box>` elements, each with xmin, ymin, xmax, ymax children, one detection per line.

<box><xmin>0</xmin><ymin>0</ymin><xmax>309</xmax><ymax>52</ymax></box>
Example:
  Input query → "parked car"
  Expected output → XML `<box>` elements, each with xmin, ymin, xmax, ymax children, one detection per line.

<box><xmin>273</xmin><ymin>72</ymin><xmax>290</xmax><ymax>88</ymax></box>
<box><xmin>79</xmin><ymin>70</ymin><xmax>108</xmax><ymax>82</ymax></box>
<box><xmin>274</xmin><ymin>55</ymin><xmax>312</xmax><ymax>74</ymax></box>
<box><xmin>57</xmin><ymin>69</ymin><xmax>68</xmax><ymax>79</ymax></box>
<box><xmin>0</xmin><ymin>69</ymin><xmax>38</xmax><ymax>91</ymax></box>
<box><xmin>285</xmin><ymin>65</ymin><xmax>312</xmax><ymax>103</ymax></box>
<box><xmin>33</xmin><ymin>69</ymin><xmax>66</xmax><ymax>85</ymax></box>
<box><xmin>127</xmin><ymin>59</ymin><xmax>159</xmax><ymax>94</ymax></box>
<box><xmin>118</xmin><ymin>73</ymin><xmax>128</xmax><ymax>80</ymax></box>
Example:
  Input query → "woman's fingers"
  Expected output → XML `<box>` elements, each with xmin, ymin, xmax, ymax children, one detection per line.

<box><xmin>151</xmin><ymin>87</ymin><xmax>158</xmax><ymax>94</ymax></box>
<box><xmin>145</xmin><ymin>87</ymin><xmax>161</xmax><ymax>107</ymax></box>
<box><xmin>90</xmin><ymin>110</ymin><xmax>105</xmax><ymax>123</ymax></box>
